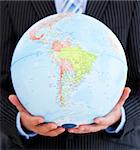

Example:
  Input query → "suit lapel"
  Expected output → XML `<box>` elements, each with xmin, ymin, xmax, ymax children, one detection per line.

<box><xmin>31</xmin><ymin>0</ymin><xmax>56</xmax><ymax>19</ymax></box>
<box><xmin>86</xmin><ymin>1</ymin><xmax>108</xmax><ymax>20</ymax></box>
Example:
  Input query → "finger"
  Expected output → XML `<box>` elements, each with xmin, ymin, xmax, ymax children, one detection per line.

<box><xmin>80</xmin><ymin>124</ymin><xmax>105</xmax><ymax>132</ymax></box>
<box><xmin>21</xmin><ymin>111</ymin><xmax>45</xmax><ymax>126</ymax></box>
<box><xmin>9</xmin><ymin>95</ymin><xmax>27</xmax><ymax>112</ymax></box>
<box><xmin>68</xmin><ymin>124</ymin><xmax>90</xmax><ymax>134</ymax></box>
<box><xmin>31</xmin><ymin>116</ymin><xmax>45</xmax><ymax>126</ymax></box>
<box><xmin>94</xmin><ymin>117</ymin><xmax>111</xmax><ymax>127</ymax></box>
<box><xmin>34</xmin><ymin>122</ymin><xmax>58</xmax><ymax>134</ymax></box>
<box><xmin>68</xmin><ymin>124</ymin><xmax>104</xmax><ymax>134</ymax></box>
<box><xmin>68</xmin><ymin>127</ymin><xmax>89</xmax><ymax>134</ymax></box>
<box><xmin>68</xmin><ymin>128</ymin><xmax>88</xmax><ymax>134</ymax></box>
<box><xmin>45</xmin><ymin>127</ymin><xmax>65</xmax><ymax>137</ymax></box>
<box><xmin>94</xmin><ymin>107</ymin><xmax>122</xmax><ymax>127</ymax></box>
<box><xmin>116</xmin><ymin>87</ymin><xmax>131</xmax><ymax>107</ymax></box>
<box><xmin>93</xmin><ymin>88</ymin><xmax>131</xmax><ymax>127</ymax></box>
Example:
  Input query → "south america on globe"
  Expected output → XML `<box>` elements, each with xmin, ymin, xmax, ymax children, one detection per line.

<box><xmin>11</xmin><ymin>13</ymin><xmax>127</xmax><ymax>128</ymax></box>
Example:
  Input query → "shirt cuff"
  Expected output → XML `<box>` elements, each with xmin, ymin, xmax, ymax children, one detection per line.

<box><xmin>16</xmin><ymin>112</ymin><xmax>37</xmax><ymax>139</ymax></box>
<box><xmin>105</xmin><ymin>107</ymin><xmax>126</xmax><ymax>133</ymax></box>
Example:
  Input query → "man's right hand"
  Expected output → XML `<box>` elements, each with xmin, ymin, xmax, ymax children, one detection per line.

<box><xmin>8</xmin><ymin>95</ymin><xmax>65</xmax><ymax>137</ymax></box>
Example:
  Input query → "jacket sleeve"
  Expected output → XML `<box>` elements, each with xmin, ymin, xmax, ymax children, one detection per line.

<box><xmin>122</xmin><ymin>1</ymin><xmax>140</xmax><ymax>136</ymax></box>
<box><xmin>0</xmin><ymin>1</ymin><xmax>24</xmax><ymax>147</ymax></box>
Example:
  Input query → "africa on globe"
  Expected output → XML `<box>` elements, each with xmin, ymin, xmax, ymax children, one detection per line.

<box><xmin>11</xmin><ymin>13</ymin><xmax>127</xmax><ymax>128</ymax></box>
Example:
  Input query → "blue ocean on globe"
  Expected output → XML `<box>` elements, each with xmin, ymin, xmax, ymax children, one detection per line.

<box><xmin>11</xmin><ymin>13</ymin><xmax>127</xmax><ymax>127</ymax></box>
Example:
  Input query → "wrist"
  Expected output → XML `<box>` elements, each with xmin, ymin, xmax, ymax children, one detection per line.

<box><xmin>105</xmin><ymin>107</ymin><xmax>126</xmax><ymax>133</ymax></box>
<box><xmin>16</xmin><ymin>112</ymin><xmax>37</xmax><ymax>139</ymax></box>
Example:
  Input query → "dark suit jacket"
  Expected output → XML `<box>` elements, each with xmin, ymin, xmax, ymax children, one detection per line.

<box><xmin>0</xmin><ymin>1</ymin><xmax>140</xmax><ymax>150</ymax></box>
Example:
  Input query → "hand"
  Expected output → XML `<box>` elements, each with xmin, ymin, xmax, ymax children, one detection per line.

<box><xmin>68</xmin><ymin>87</ymin><xmax>131</xmax><ymax>134</ymax></box>
<box><xmin>9</xmin><ymin>95</ymin><xmax>65</xmax><ymax>137</ymax></box>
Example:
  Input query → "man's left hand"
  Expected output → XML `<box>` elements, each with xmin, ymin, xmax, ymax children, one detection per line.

<box><xmin>68</xmin><ymin>87</ymin><xmax>131</xmax><ymax>134</ymax></box>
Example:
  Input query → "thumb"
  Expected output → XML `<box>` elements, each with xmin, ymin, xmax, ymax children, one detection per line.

<box><xmin>9</xmin><ymin>95</ymin><xmax>27</xmax><ymax>112</ymax></box>
<box><xmin>21</xmin><ymin>111</ymin><xmax>45</xmax><ymax>126</ymax></box>
<box><xmin>116</xmin><ymin>87</ymin><xmax>131</xmax><ymax>108</ymax></box>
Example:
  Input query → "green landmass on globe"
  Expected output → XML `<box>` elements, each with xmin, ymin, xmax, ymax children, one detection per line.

<box><xmin>57</xmin><ymin>46</ymin><xmax>97</xmax><ymax>82</ymax></box>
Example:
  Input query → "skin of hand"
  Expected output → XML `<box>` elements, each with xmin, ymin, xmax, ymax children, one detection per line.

<box><xmin>8</xmin><ymin>95</ymin><xmax>65</xmax><ymax>137</ymax></box>
<box><xmin>68</xmin><ymin>87</ymin><xmax>131</xmax><ymax>134</ymax></box>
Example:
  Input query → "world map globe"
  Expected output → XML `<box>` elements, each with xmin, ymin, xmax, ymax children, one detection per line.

<box><xmin>11</xmin><ymin>13</ymin><xmax>127</xmax><ymax>128</ymax></box>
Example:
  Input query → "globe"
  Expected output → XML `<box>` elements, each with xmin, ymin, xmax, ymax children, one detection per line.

<box><xmin>11</xmin><ymin>13</ymin><xmax>127</xmax><ymax>128</ymax></box>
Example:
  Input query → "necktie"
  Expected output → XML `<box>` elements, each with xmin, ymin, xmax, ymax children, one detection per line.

<box><xmin>61</xmin><ymin>0</ymin><xmax>83</xmax><ymax>13</ymax></box>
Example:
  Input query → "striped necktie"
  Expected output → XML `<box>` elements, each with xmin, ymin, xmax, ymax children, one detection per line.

<box><xmin>61</xmin><ymin>0</ymin><xmax>83</xmax><ymax>13</ymax></box>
